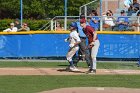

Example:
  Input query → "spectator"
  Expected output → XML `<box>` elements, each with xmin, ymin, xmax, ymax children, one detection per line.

<box><xmin>127</xmin><ymin>0</ymin><xmax>140</xmax><ymax>16</ymax></box>
<box><xmin>14</xmin><ymin>18</ymin><xmax>21</xmax><ymax>30</ymax></box>
<box><xmin>130</xmin><ymin>11</ymin><xmax>140</xmax><ymax>31</ymax></box>
<box><xmin>127</xmin><ymin>5</ymin><xmax>136</xmax><ymax>16</ymax></box>
<box><xmin>124</xmin><ymin>0</ymin><xmax>133</xmax><ymax>9</ymax></box>
<box><xmin>3</xmin><ymin>23</ymin><xmax>18</xmax><ymax>32</ymax></box>
<box><xmin>103</xmin><ymin>10</ymin><xmax>115</xmax><ymax>30</ymax></box>
<box><xmin>56</xmin><ymin>21</ymin><xmax>64</xmax><ymax>31</ymax></box>
<box><xmin>89</xmin><ymin>10</ymin><xmax>100</xmax><ymax>31</ymax></box>
<box><xmin>18</xmin><ymin>23</ymin><xmax>30</xmax><ymax>31</ymax></box>
<box><xmin>132</xmin><ymin>0</ymin><xmax>140</xmax><ymax>9</ymax></box>
<box><xmin>115</xmin><ymin>10</ymin><xmax>129</xmax><ymax>31</ymax></box>
<box><xmin>127</xmin><ymin>6</ymin><xmax>140</xmax><ymax>16</ymax></box>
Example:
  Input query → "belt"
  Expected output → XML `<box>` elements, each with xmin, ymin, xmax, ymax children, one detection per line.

<box><xmin>80</xmin><ymin>37</ymin><xmax>86</xmax><ymax>39</ymax></box>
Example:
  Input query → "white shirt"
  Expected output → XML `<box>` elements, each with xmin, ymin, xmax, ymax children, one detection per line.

<box><xmin>104</xmin><ymin>16</ymin><xmax>115</xmax><ymax>26</ymax></box>
<box><xmin>69</xmin><ymin>30</ymin><xmax>81</xmax><ymax>46</ymax></box>
<box><xmin>3</xmin><ymin>27</ymin><xmax>18</xmax><ymax>32</ymax></box>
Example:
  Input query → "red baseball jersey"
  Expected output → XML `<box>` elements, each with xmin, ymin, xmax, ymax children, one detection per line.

<box><xmin>83</xmin><ymin>25</ymin><xmax>98</xmax><ymax>44</ymax></box>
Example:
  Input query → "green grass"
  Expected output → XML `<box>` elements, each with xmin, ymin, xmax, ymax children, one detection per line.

<box><xmin>0</xmin><ymin>75</ymin><xmax>140</xmax><ymax>93</ymax></box>
<box><xmin>0</xmin><ymin>61</ymin><xmax>139</xmax><ymax>70</ymax></box>
<box><xmin>0</xmin><ymin>61</ymin><xmax>140</xmax><ymax>93</ymax></box>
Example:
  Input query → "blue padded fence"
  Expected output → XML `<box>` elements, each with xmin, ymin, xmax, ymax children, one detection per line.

<box><xmin>0</xmin><ymin>34</ymin><xmax>139</xmax><ymax>58</ymax></box>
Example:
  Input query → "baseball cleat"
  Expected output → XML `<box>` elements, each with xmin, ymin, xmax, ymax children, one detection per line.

<box><xmin>86</xmin><ymin>69</ymin><xmax>96</xmax><ymax>74</ymax></box>
<box><xmin>69</xmin><ymin>66</ymin><xmax>80</xmax><ymax>72</ymax></box>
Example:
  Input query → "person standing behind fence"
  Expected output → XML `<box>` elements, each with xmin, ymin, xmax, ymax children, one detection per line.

<box><xmin>56</xmin><ymin>21</ymin><xmax>64</xmax><ymax>31</ymax></box>
<box><xmin>73</xmin><ymin>14</ymin><xmax>91</xmax><ymax>67</ymax></box>
<box><xmin>102</xmin><ymin>10</ymin><xmax>115</xmax><ymax>31</ymax></box>
<box><xmin>80</xmin><ymin>18</ymin><xmax>100</xmax><ymax>74</ymax></box>
<box><xmin>65</xmin><ymin>22</ymin><xmax>81</xmax><ymax>72</ymax></box>
<box><xmin>14</xmin><ymin>18</ymin><xmax>21</xmax><ymax>30</ymax></box>
<box><xmin>3</xmin><ymin>23</ymin><xmax>18</xmax><ymax>32</ymax></box>
<box><xmin>89</xmin><ymin>10</ymin><xmax>100</xmax><ymax>31</ymax></box>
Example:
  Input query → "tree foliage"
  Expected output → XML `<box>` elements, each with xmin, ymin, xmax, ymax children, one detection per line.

<box><xmin>0</xmin><ymin>0</ymin><xmax>99</xmax><ymax>19</ymax></box>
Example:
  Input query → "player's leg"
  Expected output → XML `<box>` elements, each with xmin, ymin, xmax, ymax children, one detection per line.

<box><xmin>89</xmin><ymin>40</ymin><xmax>100</xmax><ymax>73</ymax></box>
<box><xmin>85</xmin><ymin>49</ymin><xmax>93</xmax><ymax>74</ymax></box>
<box><xmin>73</xmin><ymin>53</ymin><xmax>80</xmax><ymax>67</ymax></box>
<box><xmin>78</xmin><ymin>38</ymin><xmax>86</xmax><ymax>60</ymax></box>
<box><xmin>85</xmin><ymin>49</ymin><xmax>91</xmax><ymax>67</ymax></box>
<box><xmin>72</xmin><ymin>41</ymin><xmax>83</xmax><ymax>67</ymax></box>
<box><xmin>88</xmin><ymin>49</ymin><xmax>92</xmax><ymax>71</ymax></box>
<box><xmin>88</xmin><ymin>40</ymin><xmax>100</xmax><ymax>73</ymax></box>
<box><xmin>79</xmin><ymin>38</ymin><xmax>91</xmax><ymax>67</ymax></box>
<box><xmin>73</xmin><ymin>38</ymin><xmax>86</xmax><ymax>67</ymax></box>
<box><xmin>66</xmin><ymin>47</ymin><xmax>79</xmax><ymax>71</ymax></box>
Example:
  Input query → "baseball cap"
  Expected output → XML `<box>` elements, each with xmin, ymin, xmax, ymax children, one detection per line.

<box><xmin>70</xmin><ymin>22</ymin><xmax>77</xmax><ymax>28</ymax></box>
<box><xmin>80</xmin><ymin>18</ymin><xmax>86</xmax><ymax>24</ymax></box>
<box><xmin>120</xmin><ymin>10</ymin><xmax>125</xmax><ymax>13</ymax></box>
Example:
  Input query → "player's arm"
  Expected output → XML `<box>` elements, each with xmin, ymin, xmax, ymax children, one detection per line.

<box><xmin>122</xmin><ymin>18</ymin><xmax>129</xmax><ymax>25</ymax></box>
<box><xmin>3</xmin><ymin>28</ymin><xmax>10</xmax><ymax>32</ymax></box>
<box><xmin>93</xmin><ymin>31</ymin><xmax>97</xmax><ymax>42</ymax></box>
<box><xmin>64</xmin><ymin>37</ymin><xmax>70</xmax><ymax>42</ymax></box>
<box><xmin>90</xmin><ymin>27</ymin><xmax>97</xmax><ymax>46</ymax></box>
<box><xmin>89</xmin><ymin>31</ymin><xmax>97</xmax><ymax>46</ymax></box>
<box><xmin>116</xmin><ymin>18</ymin><xmax>120</xmax><ymax>24</ymax></box>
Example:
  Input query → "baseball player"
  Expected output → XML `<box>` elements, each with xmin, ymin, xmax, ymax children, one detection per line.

<box><xmin>80</xmin><ymin>18</ymin><xmax>100</xmax><ymax>74</ymax></box>
<box><xmin>65</xmin><ymin>22</ymin><xmax>81</xmax><ymax>71</ymax></box>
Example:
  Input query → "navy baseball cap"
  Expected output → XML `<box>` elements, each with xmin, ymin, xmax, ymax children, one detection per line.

<box><xmin>70</xmin><ymin>22</ymin><xmax>77</xmax><ymax>28</ymax></box>
<box><xmin>120</xmin><ymin>10</ymin><xmax>125</xmax><ymax>13</ymax></box>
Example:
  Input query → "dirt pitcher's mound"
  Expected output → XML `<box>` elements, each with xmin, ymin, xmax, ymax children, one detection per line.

<box><xmin>0</xmin><ymin>68</ymin><xmax>140</xmax><ymax>75</ymax></box>
<box><xmin>39</xmin><ymin>87</ymin><xmax>140</xmax><ymax>93</ymax></box>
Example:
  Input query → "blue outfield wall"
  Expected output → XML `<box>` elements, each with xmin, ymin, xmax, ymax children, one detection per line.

<box><xmin>0</xmin><ymin>34</ymin><xmax>139</xmax><ymax>58</ymax></box>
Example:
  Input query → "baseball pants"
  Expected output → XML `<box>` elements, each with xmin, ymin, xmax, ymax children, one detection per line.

<box><xmin>66</xmin><ymin>47</ymin><xmax>79</xmax><ymax>62</ymax></box>
<box><xmin>89</xmin><ymin>40</ymin><xmax>100</xmax><ymax>70</ymax></box>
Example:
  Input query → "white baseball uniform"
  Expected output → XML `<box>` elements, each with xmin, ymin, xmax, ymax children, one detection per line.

<box><xmin>66</xmin><ymin>30</ymin><xmax>81</xmax><ymax>62</ymax></box>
